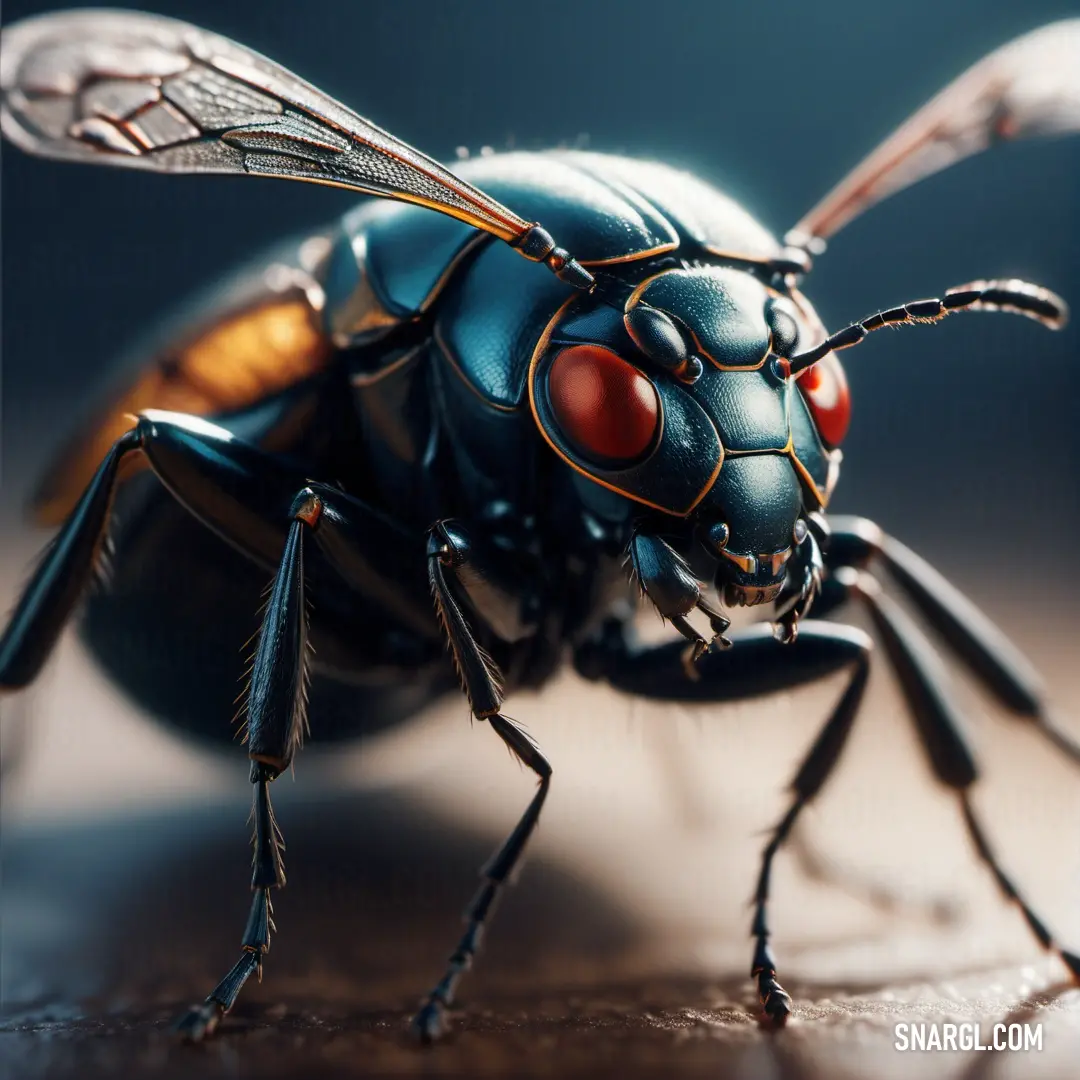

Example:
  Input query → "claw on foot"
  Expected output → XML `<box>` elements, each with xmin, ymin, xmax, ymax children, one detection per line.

<box><xmin>754</xmin><ymin>961</ymin><xmax>793</xmax><ymax>1029</ymax></box>
<box><xmin>760</xmin><ymin>987</ymin><xmax>793</xmax><ymax>1028</ymax></box>
<box><xmin>412</xmin><ymin>999</ymin><xmax>450</xmax><ymax>1044</ymax></box>
<box><xmin>758</xmin><ymin>976</ymin><xmax>794</xmax><ymax>1029</ymax></box>
<box><xmin>174</xmin><ymin>1000</ymin><xmax>224</xmax><ymax>1041</ymax></box>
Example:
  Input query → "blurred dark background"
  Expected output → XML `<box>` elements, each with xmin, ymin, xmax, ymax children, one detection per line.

<box><xmin>2</xmin><ymin>0</ymin><xmax>1079</xmax><ymax>591</ymax></box>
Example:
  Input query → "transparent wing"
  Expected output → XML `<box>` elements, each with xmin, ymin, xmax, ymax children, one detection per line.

<box><xmin>0</xmin><ymin>9</ymin><xmax>532</xmax><ymax>244</ymax></box>
<box><xmin>789</xmin><ymin>20</ymin><xmax>1080</xmax><ymax>248</ymax></box>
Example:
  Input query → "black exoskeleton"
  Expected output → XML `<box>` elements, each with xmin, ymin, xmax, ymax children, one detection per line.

<box><xmin>1</xmin><ymin>8</ymin><xmax>1079</xmax><ymax>1041</ymax></box>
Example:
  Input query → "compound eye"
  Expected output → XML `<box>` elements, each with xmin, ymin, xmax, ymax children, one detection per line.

<box><xmin>547</xmin><ymin>344</ymin><xmax>660</xmax><ymax>463</ymax></box>
<box><xmin>796</xmin><ymin>352</ymin><xmax>851</xmax><ymax>447</ymax></box>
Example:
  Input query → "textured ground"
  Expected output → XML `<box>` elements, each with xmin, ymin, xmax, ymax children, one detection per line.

<box><xmin>4</xmin><ymin>784</ymin><xmax>1080</xmax><ymax>1080</ymax></box>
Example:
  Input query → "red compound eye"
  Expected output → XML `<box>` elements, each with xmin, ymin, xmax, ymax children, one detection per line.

<box><xmin>547</xmin><ymin>344</ymin><xmax>659</xmax><ymax>463</ymax></box>
<box><xmin>796</xmin><ymin>352</ymin><xmax>851</xmax><ymax>448</ymax></box>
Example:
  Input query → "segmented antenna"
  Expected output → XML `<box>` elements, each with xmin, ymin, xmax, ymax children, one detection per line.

<box><xmin>787</xmin><ymin>279</ymin><xmax>1068</xmax><ymax>376</ymax></box>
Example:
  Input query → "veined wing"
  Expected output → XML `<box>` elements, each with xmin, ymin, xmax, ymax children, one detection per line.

<box><xmin>0</xmin><ymin>8</ymin><xmax>531</xmax><ymax>244</ymax></box>
<box><xmin>789</xmin><ymin>20</ymin><xmax>1080</xmax><ymax>247</ymax></box>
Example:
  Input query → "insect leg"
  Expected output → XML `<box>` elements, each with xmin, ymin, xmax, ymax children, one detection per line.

<box><xmin>0</xmin><ymin>428</ymin><xmax>142</xmax><ymax>688</ymax></box>
<box><xmin>173</xmin><ymin>481</ymin><xmax>438</xmax><ymax>1039</ymax></box>
<box><xmin>832</xmin><ymin>568</ymin><xmax>1080</xmax><ymax>984</ymax></box>
<box><xmin>0</xmin><ymin>411</ymin><xmax>432</xmax><ymax>694</ymax></box>
<box><xmin>176</xmin><ymin>491</ymin><xmax>316</xmax><ymax>1040</ymax></box>
<box><xmin>577</xmin><ymin>620</ymin><xmax>872</xmax><ymax>1026</ymax></box>
<box><xmin>0</xmin><ymin>415</ymin><xmax>435</xmax><ymax>1036</ymax></box>
<box><xmin>172</xmin><ymin>765</ymin><xmax>282</xmax><ymax>1040</ymax></box>
<box><xmin>826</xmin><ymin>516</ymin><xmax>1080</xmax><ymax>767</ymax></box>
<box><xmin>414</xmin><ymin>519</ymin><xmax>552</xmax><ymax>1042</ymax></box>
<box><xmin>0</xmin><ymin>412</ymin><xmax>309</xmax><ymax>691</ymax></box>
